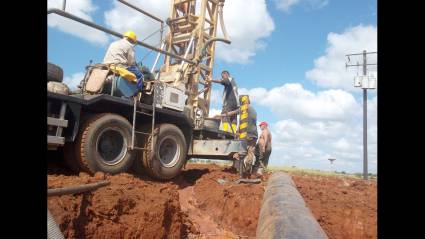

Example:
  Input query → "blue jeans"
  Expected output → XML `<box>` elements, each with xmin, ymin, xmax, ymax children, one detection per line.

<box><xmin>126</xmin><ymin>66</ymin><xmax>144</xmax><ymax>90</ymax></box>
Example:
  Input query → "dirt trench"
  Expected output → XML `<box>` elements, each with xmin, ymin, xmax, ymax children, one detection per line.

<box><xmin>290</xmin><ymin>172</ymin><xmax>377</xmax><ymax>239</ymax></box>
<box><xmin>47</xmin><ymin>163</ymin><xmax>269</xmax><ymax>239</ymax></box>
<box><xmin>47</xmin><ymin>160</ymin><xmax>377</xmax><ymax>239</ymax></box>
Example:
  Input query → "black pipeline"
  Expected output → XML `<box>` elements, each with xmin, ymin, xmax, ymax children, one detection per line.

<box><xmin>256</xmin><ymin>172</ymin><xmax>328</xmax><ymax>239</ymax></box>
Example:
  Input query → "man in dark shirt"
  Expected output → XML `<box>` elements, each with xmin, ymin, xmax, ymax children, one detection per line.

<box><xmin>211</xmin><ymin>70</ymin><xmax>239</xmax><ymax>134</ymax></box>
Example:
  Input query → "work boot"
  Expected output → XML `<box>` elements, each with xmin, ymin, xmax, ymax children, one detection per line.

<box><xmin>257</xmin><ymin>167</ymin><xmax>264</xmax><ymax>175</ymax></box>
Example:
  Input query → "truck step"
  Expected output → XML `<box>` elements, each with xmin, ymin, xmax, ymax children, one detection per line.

<box><xmin>48</xmin><ymin>136</ymin><xmax>65</xmax><ymax>146</ymax></box>
<box><xmin>47</xmin><ymin>117</ymin><xmax>68</xmax><ymax>128</ymax></box>
<box><xmin>136</xmin><ymin>111</ymin><xmax>152</xmax><ymax>116</ymax></box>
<box><xmin>134</xmin><ymin>131</ymin><xmax>152</xmax><ymax>135</ymax></box>
<box><xmin>130</xmin><ymin>146</ymin><xmax>151</xmax><ymax>151</ymax></box>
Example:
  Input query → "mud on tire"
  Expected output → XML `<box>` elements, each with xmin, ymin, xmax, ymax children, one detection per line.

<box><xmin>74</xmin><ymin>113</ymin><xmax>136</xmax><ymax>175</ymax></box>
<box><xmin>138</xmin><ymin>123</ymin><xmax>187</xmax><ymax>180</ymax></box>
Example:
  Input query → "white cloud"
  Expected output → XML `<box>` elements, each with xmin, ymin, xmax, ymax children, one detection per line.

<box><xmin>274</xmin><ymin>0</ymin><xmax>301</xmax><ymax>12</ymax></box>
<box><xmin>208</xmin><ymin>108</ymin><xmax>222</xmax><ymax>118</ymax></box>
<box><xmin>240</xmin><ymin>83</ymin><xmax>361</xmax><ymax>121</ymax></box>
<box><xmin>47</xmin><ymin>0</ymin><xmax>109</xmax><ymax>45</ymax></box>
<box><xmin>306</xmin><ymin>25</ymin><xmax>377</xmax><ymax>91</ymax></box>
<box><xmin>216</xmin><ymin>0</ymin><xmax>275</xmax><ymax>63</ymax></box>
<box><xmin>241</xmin><ymin>83</ymin><xmax>377</xmax><ymax>173</ymax></box>
<box><xmin>210</xmin><ymin>89</ymin><xmax>221</xmax><ymax>105</ymax></box>
<box><xmin>63</xmin><ymin>72</ymin><xmax>85</xmax><ymax>90</ymax></box>
<box><xmin>104</xmin><ymin>0</ymin><xmax>169</xmax><ymax>46</ymax></box>
<box><xmin>273</xmin><ymin>0</ymin><xmax>329</xmax><ymax>12</ymax></box>
<box><xmin>104</xmin><ymin>0</ymin><xmax>275</xmax><ymax>64</ymax></box>
<box><xmin>269</xmin><ymin>117</ymin><xmax>376</xmax><ymax>173</ymax></box>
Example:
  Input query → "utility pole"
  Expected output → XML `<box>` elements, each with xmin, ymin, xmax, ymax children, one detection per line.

<box><xmin>362</xmin><ymin>50</ymin><xmax>368</xmax><ymax>180</ymax></box>
<box><xmin>345</xmin><ymin>50</ymin><xmax>377</xmax><ymax>180</ymax></box>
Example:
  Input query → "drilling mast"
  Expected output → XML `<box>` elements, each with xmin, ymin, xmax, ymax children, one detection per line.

<box><xmin>162</xmin><ymin>0</ymin><xmax>227</xmax><ymax>120</ymax></box>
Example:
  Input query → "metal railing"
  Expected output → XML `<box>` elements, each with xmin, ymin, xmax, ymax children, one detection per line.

<box><xmin>48</xmin><ymin>3</ymin><xmax>194</xmax><ymax>64</ymax></box>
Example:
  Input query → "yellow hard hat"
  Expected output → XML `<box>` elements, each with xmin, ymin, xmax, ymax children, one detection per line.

<box><xmin>123</xmin><ymin>31</ymin><xmax>137</xmax><ymax>42</ymax></box>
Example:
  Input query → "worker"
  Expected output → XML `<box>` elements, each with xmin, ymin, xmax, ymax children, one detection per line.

<box><xmin>257</xmin><ymin>121</ymin><xmax>272</xmax><ymax>174</ymax></box>
<box><xmin>211</xmin><ymin>70</ymin><xmax>239</xmax><ymax>134</ymax></box>
<box><xmin>220</xmin><ymin>95</ymin><xmax>257</xmax><ymax>177</ymax></box>
<box><xmin>103</xmin><ymin>30</ymin><xmax>144</xmax><ymax>90</ymax></box>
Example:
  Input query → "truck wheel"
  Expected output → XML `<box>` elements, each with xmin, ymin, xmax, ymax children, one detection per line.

<box><xmin>48</xmin><ymin>62</ymin><xmax>64</xmax><ymax>83</ymax></box>
<box><xmin>142</xmin><ymin>124</ymin><xmax>187</xmax><ymax>180</ymax></box>
<box><xmin>63</xmin><ymin>143</ymin><xmax>80</xmax><ymax>172</ymax></box>
<box><xmin>75</xmin><ymin>113</ymin><xmax>136</xmax><ymax>175</ymax></box>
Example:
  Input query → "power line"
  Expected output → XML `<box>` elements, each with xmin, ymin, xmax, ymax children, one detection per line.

<box><xmin>345</xmin><ymin>50</ymin><xmax>377</xmax><ymax>180</ymax></box>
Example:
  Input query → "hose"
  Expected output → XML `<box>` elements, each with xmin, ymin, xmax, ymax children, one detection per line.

<box><xmin>218</xmin><ymin>1</ymin><xmax>229</xmax><ymax>40</ymax></box>
<box><xmin>47</xmin><ymin>180</ymin><xmax>110</xmax><ymax>197</ymax></box>
<box><xmin>195</xmin><ymin>37</ymin><xmax>231</xmax><ymax>64</ymax></box>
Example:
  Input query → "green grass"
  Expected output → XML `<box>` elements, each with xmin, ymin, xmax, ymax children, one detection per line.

<box><xmin>187</xmin><ymin>160</ymin><xmax>377</xmax><ymax>180</ymax></box>
<box><xmin>269</xmin><ymin>166</ymin><xmax>377</xmax><ymax>180</ymax></box>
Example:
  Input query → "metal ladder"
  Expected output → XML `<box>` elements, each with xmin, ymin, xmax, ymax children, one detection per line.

<box><xmin>130</xmin><ymin>91</ymin><xmax>156</xmax><ymax>152</ymax></box>
<box><xmin>47</xmin><ymin>102</ymin><xmax>68</xmax><ymax>147</ymax></box>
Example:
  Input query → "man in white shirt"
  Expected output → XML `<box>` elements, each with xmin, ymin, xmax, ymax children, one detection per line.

<box><xmin>103</xmin><ymin>31</ymin><xmax>144</xmax><ymax>90</ymax></box>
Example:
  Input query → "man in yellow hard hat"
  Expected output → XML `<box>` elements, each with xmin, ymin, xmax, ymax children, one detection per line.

<box><xmin>103</xmin><ymin>31</ymin><xmax>144</xmax><ymax>90</ymax></box>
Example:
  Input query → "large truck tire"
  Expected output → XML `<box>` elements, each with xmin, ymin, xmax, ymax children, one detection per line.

<box><xmin>140</xmin><ymin>123</ymin><xmax>187</xmax><ymax>180</ymax></box>
<box><xmin>74</xmin><ymin>113</ymin><xmax>136</xmax><ymax>175</ymax></box>
<box><xmin>48</xmin><ymin>62</ymin><xmax>64</xmax><ymax>83</ymax></box>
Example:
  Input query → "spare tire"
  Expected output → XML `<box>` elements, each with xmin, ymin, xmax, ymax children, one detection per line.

<box><xmin>48</xmin><ymin>62</ymin><xmax>63</xmax><ymax>82</ymax></box>
<box><xmin>47</xmin><ymin>81</ymin><xmax>69</xmax><ymax>95</ymax></box>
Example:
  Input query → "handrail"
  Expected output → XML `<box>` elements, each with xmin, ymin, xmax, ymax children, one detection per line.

<box><xmin>47</xmin><ymin>8</ymin><xmax>196</xmax><ymax>64</ymax></box>
<box><xmin>117</xmin><ymin>0</ymin><xmax>163</xmax><ymax>24</ymax></box>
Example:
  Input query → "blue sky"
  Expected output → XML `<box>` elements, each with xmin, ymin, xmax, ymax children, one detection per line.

<box><xmin>48</xmin><ymin>0</ymin><xmax>377</xmax><ymax>173</ymax></box>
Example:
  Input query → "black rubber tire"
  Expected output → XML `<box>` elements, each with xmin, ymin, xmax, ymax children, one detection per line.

<box><xmin>63</xmin><ymin>142</ymin><xmax>80</xmax><ymax>172</ymax></box>
<box><xmin>48</xmin><ymin>62</ymin><xmax>64</xmax><ymax>83</ymax></box>
<box><xmin>75</xmin><ymin>113</ymin><xmax>136</xmax><ymax>175</ymax></box>
<box><xmin>141</xmin><ymin>123</ymin><xmax>187</xmax><ymax>180</ymax></box>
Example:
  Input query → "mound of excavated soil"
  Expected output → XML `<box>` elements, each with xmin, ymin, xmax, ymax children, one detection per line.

<box><xmin>47</xmin><ymin>163</ymin><xmax>270</xmax><ymax>239</ymax></box>
<box><xmin>48</xmin><ymin>159</ymin><xmax>377</xmax><ymax>239</ymax></box>
<box><xmin>176</xmin><ymin>164</ymin><xmax>270</xmax><ymax>238</ymax></box>
<box><xmin>290</xmin><ymin>173</ymin><xmax>377</xmax><ymax>239</ymax></box>
<box><xmin>48</xmin><ymin>172</ymin><xmax>190</xmax><ymax>239</ymax></box>
<box><xmin>182</xmin><ymin>164</ymin><xmax>269</xmax><ymax>238</ymax></box>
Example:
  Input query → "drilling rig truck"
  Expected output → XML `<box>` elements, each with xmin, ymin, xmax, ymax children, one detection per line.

<box><xmin>47</xmin><ymin>0</ymin><xmax>247</xmax><ymax>180</ymax></box>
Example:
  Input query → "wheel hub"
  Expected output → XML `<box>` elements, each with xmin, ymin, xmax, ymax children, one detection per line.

<box><xmin>96</xmin><ymin>127</ymin><xmax>127</xmax><ymax>166</ymax></box>
<box><xmin>158</xmin><ymin>136</ymin><xmax>180</xmax><ymax>168</ymax></box>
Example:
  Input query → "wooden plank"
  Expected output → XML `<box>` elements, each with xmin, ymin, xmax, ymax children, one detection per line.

<box><xmin>172</xmin><ymin>32</ymin><xmax>192</xmax><ymax>42</ymax></box>
<box><xmin>178</xmin><ymin>23</ymin><xmax>195</xmax><ymax>32</ymax></box>
<box><xmin>200</xmin><ymin>64</ymin><xmax>212</xmax><ymax>72</ymax></box>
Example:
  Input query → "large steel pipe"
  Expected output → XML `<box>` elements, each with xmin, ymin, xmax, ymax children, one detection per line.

<box><xmin>256</xmin><ymin>172</ymin><xmax>328</xmax><ymax>239</ymax></box>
